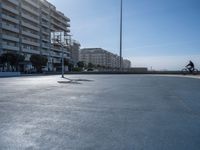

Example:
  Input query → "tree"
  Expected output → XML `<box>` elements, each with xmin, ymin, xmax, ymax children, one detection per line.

<box><xmin>0</xmin><ymin>55</ymin><xmax>3</xmax><ymax>65</ymax></box>
<box><xmin>68</xmin><ymin>62</ymin><xmax>74</xmax><ymax>71</ymax></box>
<box><xmin>0</xmin><ymin>52</ymin><xmax>25</xmax><ymax>71</ymax></box>
<box><xmin>64</xmin><ymin>58</ymin><xmax>69</xmax><ymax>66</ymax></box>
<box><xmin>0</xmin><ymin>52</ymin><xmax>18</xmax><ymax>71</ymax></box>
<box><xmin>14</xmin><ymin>53</ymin><xmax>25</xmax><ymax>71</ymax></box>
<box><xmin>0</xmin><ymin>55</ymin><xmax>3</xmax><ymax>71</ymax></box>
<box><xmin>30</xmin><ymin>54</ymin><xmax>48</xmax><ymax>73</ymax></box>
<box><xmin>88</xmin><ymin>62</ymin><xmax>95</xmax><ymax>68</ymax></box>
<box><xmin>0</xmin><ymin>54</ymin><xmax>6</xmax><ymax>71</ymax></box>
<box><xmin>77</xmin><ymin>61</ymin><xmax>85</xmax><ymax>68</ymax></box>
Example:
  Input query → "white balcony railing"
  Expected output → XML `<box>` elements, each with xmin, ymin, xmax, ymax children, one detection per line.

<box><xmin>42</xmin><ymin>43</ymin><xmax>49</xmax><ymax>49</ymax></box>
<box><xmin>2</xmin><ymin>35</ymin><xmax>20</xmax><ymax>42</ymax></box>
<box><xmin>21</xmin><ymin>21</ymin><xmax>40</xmax><ymax>31</ymax></box>
<box><xmin>22</xmin><ymin>39</ymin><xmax>40</xmax><ymax>47</ymax></box>
<box><xmin>2</xmin><ymin>23</ymin><xmax>19</xmax><ymax>33</ymax></box>
<box><xmin>24</xmin><ymin>0</ymin><xmax>40</xmax><ymax>9</ymax></box>
<box><xmin>2</xmin><ymin>45</ymin><xmax>19</xmax><ymax>51</ymax></box>
<box><xmin>21</xmin><ymin>13</ymin><xmax>39</xmax><ymax>24</ymax></box>
<box><xmin>7</xmin><ymin>0</ymin><xmax>19</xmax><ymax>5</ymax></box>
<box><xmin>21</xmin><ymin>3</ymin><xmax>39</xmax><ymax>16</ymax></box>
<box><xmin>1</xmin><ymin>14</ymin><xmax>19</xmax><ymax>24</ymax></box>
<box><xmin>22</xmin><ymin>31</ymin><xmax>40</xmax><ymax>39</ymax></box>
<box><xmin>22</xmin><ymin>48</ymin><xmax>40</xmax><ymax>54</ymax></box>
<box><xmin>1</xmin><ymin>4</ymin><xmax>19</xmax><ymax>14</ymax></box>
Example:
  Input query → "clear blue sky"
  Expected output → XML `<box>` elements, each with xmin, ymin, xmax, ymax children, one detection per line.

<box><xmin>48</xmin><ymin>0</ymin><xmax>200</xmax><ymax>70</ymax></box>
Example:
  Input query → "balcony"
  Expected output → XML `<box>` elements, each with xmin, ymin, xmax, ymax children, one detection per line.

<box><xmin>64</xmin><ymin>54</ymin><xmax>70</xmax><ymax>59</ymax></box>
<box><xmin>52</xmin><ymin>59</ymin><xmax>61</xmax><ymax>64</ymax></box>
<box><xmin>1</xmin><ymin>4</ymin><xmax>19</xmax><ymax>14</ymax></box>
<box><xmin>21</xmin><ymin>13</ymin><xmax>39</xmax><ymax>24</ymax></box>
<box><xmin>1</xmin><ymin>14</ymin><xmax>19</xmax><ymax>24</ymax></box>
<box><xmin>51</xmin><ymin>20</ymin><xmax>68</xmax><ymax>31</ymax></box>
<box><xmin>50</xmin><ymin>13</ymin><xmax>62</xmax><ymax>22</ymax></box>
<box><xmin>50</xmin><ymin>25</ymin><xmax>63</xmax><ymax>32</ymax></box>
<box><xmin>41</xmin><ymin>0</ymin><xmax>50</xmax><ymax>8</ymax></box>
<box><xmin>42</xmin><ymin>22</ymin><xmax>49</xmax><ymax>28</ymax></box>
<box><xmin>2</xmin><ymin>35</ymin><xmax>20</xmax><ymax>42</ymax></box>
<box><xmin>51</xmin><ymin>46</ymin><xmax>61</xmax><ymax>52</ymax></box>
<box><xmin>7</xmin><ymin>0</ymin><xmax>19</xmax><ymax>5</ymax></box>
<box><xmin>22</xmin><ymin>39</ymin><xmax>40</xmax><ymax>47</ymax></box>
<box><xmin>66</xmin><ymin>23</ymin><xmax>70</xmax><ymax>27</ymax></box>
<box><xmin>42</xmin><ymin>38</ymin><xmax>49</xmax><ymax>42</ymax></box>
<box><xmin>42</xmin><ymin>29</ymin><xmax>50</xmax><ymax>35</ymax></box>
<box><xmin>42</xmin><ymin>14</ymin><xmax>49</xmax><ymax>21</ymax></box>
<box><xmin>41</xmin><ymin>51</ymin><xmax>49</xmax><ymax>56</ymax></box>
<box><xmin>66</xmin><ymin>28</ymin><xmax>70</xmax><ymax>33</ymax></box>
<box><xmin>22</xmin><ymin>48</ymin><xmax>40</xmax><ymax>54</ymax></box>
<box><xmin>21</xmin><ymin>21</ymin><xmax>40</xmax><ymax>31</ymax></box>
<box><xmin>2</xmin><ymin>45</ymin><xmax>19</xmax><ymax>51</ymax></box>
<box><xmin>22</xmin><ymin>31</ymin><xmax>40</xmax><ymax>39</ymax></box>
<box><xmin>2</xmin><ymin>23</ymin><xmax>19</xmax><ymax>33</ymax></box>
<box><xmin>24</xmin><ymin>0</ymin><xmax>40</xmax><ymax>9</ymax></box>
<box><xmin>21</xmin><ymin>3</ymin><xmax>39</xmax><ymax>16</ymax></box>
<box><xmin>42</xmin><ymin>43</ymin><xmax>49</xmax><ymax>49</ymax></box>
<box><xmin>41</xmin><ymin>7</ymin><xmax>49</xmax><ymax>14</ymax></box>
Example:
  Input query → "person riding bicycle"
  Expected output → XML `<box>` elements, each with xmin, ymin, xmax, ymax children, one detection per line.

<box><xmin>186</xmin><ymin>60</ymin><xmax>195</xmax><ymax>73</ymax></box>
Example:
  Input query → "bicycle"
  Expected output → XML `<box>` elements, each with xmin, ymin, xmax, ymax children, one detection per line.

<box><xmin>181</xmin><ymin>67</ymin><xmax>199</xmax><ymax>75</ymax></box>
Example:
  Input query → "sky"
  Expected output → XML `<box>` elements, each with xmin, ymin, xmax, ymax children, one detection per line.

<box><xmin>48</xmin><ymin>0</ymin><xmax>200</xmax><ymax>70</ymax></box>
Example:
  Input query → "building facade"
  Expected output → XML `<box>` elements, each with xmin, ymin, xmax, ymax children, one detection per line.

<box><xmin>68</xmin><ymin>40</ymin><xmax>80</xmax><ymax>66</ymax></box>
<box><xmin>0</xmin><ymin>0</ymin><xmax>71</xmax><ymax>71</ymax></box>
<box><xmin>80</xmin><ymin>48</ymin><xmax>131</xmax><ymax>69</ymax></box>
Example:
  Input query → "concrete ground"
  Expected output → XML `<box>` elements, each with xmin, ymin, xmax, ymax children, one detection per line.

<box><xmin>0</xmin><ymin>75</ymin><xmax>200</xmax><ymax>150</ymax></box>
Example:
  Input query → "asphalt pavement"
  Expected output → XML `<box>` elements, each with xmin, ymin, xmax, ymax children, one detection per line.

<box><xmin>0</xmin><ymin>75</ymin><xmax>200</xmax><ymax>150</ymax></box>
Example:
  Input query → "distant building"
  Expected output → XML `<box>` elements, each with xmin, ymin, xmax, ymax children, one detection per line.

<box><xmin>68</xmin><ymin>40</ymin><xmax>80</xmax><ymax>66</ymax></box>
<box><xmin>0</xmin><ymin>0</ymin><xmax>72</xmax><ymax>71</ymax></box>
<box><xmin>123</xmin><ymin>59</ymin><xmax>131</xmax><ymax>69</ymax></box>
<box><xmin>79</xmin><ymin>48</ymin><xmax>131</xmax><ymax>69</ymax></box>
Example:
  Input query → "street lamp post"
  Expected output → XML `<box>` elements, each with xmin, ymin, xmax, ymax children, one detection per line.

<box><xmin>61</xmin><ymin>34</ymin><xmax>71</xmax><ymax>78</ymax></box>
<box><xmin>61</xmin><ymin>43</ymin><xmax>64</xmax><ymax>78</ymax></box>
<box><xmin>119</xmin><ymin>0</ymin><xmax>123</xmax><ymax>71</ymax></box>
<box><xmin>51</xmin><ymin>32</ymin><xmax>71</xmax><ymax>78</ymax></box>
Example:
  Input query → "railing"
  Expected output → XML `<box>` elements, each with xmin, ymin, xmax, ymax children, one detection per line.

<box><xmin>21</xmin><ymin>12</ymin><xmax>39</xmax><ymax>24</ymax></box>
<box><xmin>2</xmin><ymin>23</ymin><xmax>19</xmax><ymax>33</ymax></box>
<box><xmin>7</xmin><ymin>0</ymin><xmax>19</xmax><ymax>5</ymax></box>
<box><xmin>22</xmin><ymin>39</ymin><xmax>40</xmax><ymax>47</ymax></box>
<box><xmin>21</xmin><ymin>3</ymin><xmax>39</xmax><ymax>16</ymax></box>
<box><xmin>1</xmin><ymin>14</ymin><xmax>19</xmax><ymax>24</ymax></box>
<box><xmin>21</xmin><ymin>21</ymin><xmax>40</xmax><ymax>31</ymax></box>
<box><xmin>2</xmin><ymin>35</ymin><xmax>20</xmax><ymax>42</ymax></box>
<box><xmin>22</xmin><ymin>48</ymin><xmax>40</xmax><ymax>54</ymax></box>
<box><xmin>2</xmin><ymin>45</ymin><xmax>19</xmax><ymax>51</ymax></box>
<box><xmin>22</xmin><ymin>31</ymin><xmax>40</xmax><ymax>39</ymax></box>
<box><xmin>25</xmin><ymin>0</ymin><xmax>40</xmax><ymax>9</ymax></box>
<box><xmin>1</xmin><ymin>4</ymin><xmax>19</xmax><ymax>14</ymax></box>
<box><xmin>42</xmin><ymin>43</ymin><xmax>49</xmax><ymax>48</ymax></box>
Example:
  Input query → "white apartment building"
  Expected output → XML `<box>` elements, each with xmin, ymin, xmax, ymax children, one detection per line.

<box><xmin>0</xmin><ymin>0</ymin><xmax>71</xmax><ymax>71</ymax></box>
<box><xmin>79</xmin><ymin>48</ymin><xmax>130</xmax><ymax>69</ymax></box>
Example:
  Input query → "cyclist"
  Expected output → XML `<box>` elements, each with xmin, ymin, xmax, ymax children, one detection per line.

<box><xmin>186</xmin><ymin>60</ymin><xmax>195</xmax><ymax>73</ymax></box>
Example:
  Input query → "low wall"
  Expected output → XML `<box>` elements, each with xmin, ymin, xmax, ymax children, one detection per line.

<box><xmin>0</xmin><ymin>72</ymin><xmax>21</xmax><ymax>77</ymax></box>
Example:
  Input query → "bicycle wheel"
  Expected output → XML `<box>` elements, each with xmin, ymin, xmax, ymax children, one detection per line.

<box><xmin>193</xmin><ymin>69</ymin><xmax>199</xmax><ymax>75</ymax></box>
<box><xmin>181</xmin><ymin>68</ymin><xmax>188</xmax><ymax>75</ymax></box>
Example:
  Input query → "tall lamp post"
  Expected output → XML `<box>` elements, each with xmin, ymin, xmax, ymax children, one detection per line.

<box><xmin>119</xmin><ymin>0</ymin><xmax>123</xmax><ymax>71</ymax></box>
<box><xmin>51</xmin><ymin>32</ymin><xmax>70</xmax><ymax>78</ymax></box>
<box><xmin>61</xmin><ymin>33</ymin><xmax>72</xmax><ymax>78</ymax></box>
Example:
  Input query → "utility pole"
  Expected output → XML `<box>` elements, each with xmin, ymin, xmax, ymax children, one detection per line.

<box><xmin>119</xmin><ymin>0</ymin><xmax>123</xmax><ymax>71</ymax></box>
